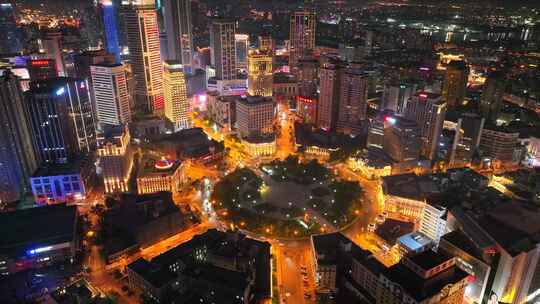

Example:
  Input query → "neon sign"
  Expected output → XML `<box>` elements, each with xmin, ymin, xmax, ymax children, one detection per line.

<box><xmin>27</xmin><ymin>246</ymin><xmax>53</xmax><ymax>255</ymax></box>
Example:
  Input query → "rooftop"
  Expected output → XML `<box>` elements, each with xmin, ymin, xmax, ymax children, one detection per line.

<box><xmin>33</xmin><ymin>156</ymin><xmax>90</xmax><ymax>177</ymax></box>
<box><xmin>406</xmin><ymin>249</ymin><xmax>452</xmax><ymax>271</ymax></box>
<box><xmin>375</xmin><ymin>219</ymin><xmax>415</xmax><ymax>246</ymax></box>
<box><xmin>0</xmin><ymin>204</ymin><xmax>77</xmax><ymax>256</ymax></box>
<box><xmin>398</xmin><ymin>232</ymin><xmax>433</xmax><ymax>252</ymax></box>
<box><xmin>312</xmin><ymin>232</ymin><xmax>352</xmax><ymax>265</ymax></box>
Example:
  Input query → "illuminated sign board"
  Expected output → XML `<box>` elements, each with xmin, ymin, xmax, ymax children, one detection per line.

<box><xmin>30</xmin><ymin>60</ymin><xmax>52</xmax><ymax>67</ymax></box>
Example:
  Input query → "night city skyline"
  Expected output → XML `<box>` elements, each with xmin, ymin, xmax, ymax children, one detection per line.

<box><xmin>0</xmin><ymin>0</ymin><xmax>539</xmax><ymax>304</ymax></box>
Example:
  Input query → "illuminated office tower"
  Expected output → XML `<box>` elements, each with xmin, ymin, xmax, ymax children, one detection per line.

<box><xmin>0</xmin><ymin>2</ymin><xmax>22</xmax><ymax>54</ymax></box>
<box><xmin>0</xmin><ymin>71</ymin><xmax>39</xmax><ymax>202</ymax></box>
<box><xmin>97</xmin><ymin>125</ymin><xmax>133</xmax><ymax>193</ymax></box>
<box><xmin>247</xmin><ymin>49</ymin><xmax>273</xmax><ymax>97</ymax></box>
<box><xmin>40</xmin><ymin>30</ymin><xmax>66</xmax><ymax>77</ymax></box>
<box><xmin>337</xmin><ymin>68</ymin><xmax>369</xmax><ymax>131</ymax></box>
<box><xmin>480</xmin><ymin>70</ymin><xmax>505</xmax><ymax>124</ymax></box>
<box><xmin>289</xmin><ymin>11</ymin><xmax>316</xmax><ymax>69</ymax></box>
<box><xmin>163</xmin><ymin>0</ymin><xmax>193</xmax><ymax>70</ymax></box>
<box><xmin>210</xmin><ymin>19</ymin><xmax>236</xmax><ymax>80</ymax></box>
<box><xmin>163</xmin><ymin>60</ymin><xmax>190</xmax><ymax>131</ymax></box>
<box><xmin>124</xmin><ymin>1</ymin><xmax>164</xmax><ymax>114</ymax></box>
<box><xmin>404</xmin><ymin>92</ymin><xmax>447</xmax><ymax>160</ymax></box>
<box><xmin>235</xmin><ymin>34</ymin><xmax>249</xmax><ymax>72</ymax></box>
<box><xmin>91</xmin><ymin>63</ymin><xmax>131</xmax><ymax>128</ymax></box>
<box><xmin>442</xmin><ymin>60</ymin><xmax>469</xmax><ymax>108</ymax></box>
<box><xmin>102</xmin><ymin>0</ymin><xmax>121</xmax><ymax>63</ymax></box>
<box><xmin>25</xmin><ymin>78</ymin><xmax>96</xmax><ymax>164</ymax></box>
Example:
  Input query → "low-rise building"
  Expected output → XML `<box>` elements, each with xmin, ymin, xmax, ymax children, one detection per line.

<box><xmin>30</xmin><ymin>157</ymin><xmax>93</xmax><ymax>204</ymax></box>
<box><xmin>0</xmin><ymin>204</ymin><xmax>78</xmax><ymax>275</ymax></box>
<box><xmin>126</xmin><ymin>229</ymin><xmax>271</xmax><ymax>303</ymax></box>
<box><xmin>206</xmin><ymin>91</ymin><xmax>236</xmax><ymax>132</ymax></box>
<box><xmin>97</xmin><ymin>125</ymin><xmax>133</xmax><ymax>193</ymax></box>
<box><xmin>136</xmin><ymin>156</ymin><xmax>184</xmax><ymax>195</ymax></box>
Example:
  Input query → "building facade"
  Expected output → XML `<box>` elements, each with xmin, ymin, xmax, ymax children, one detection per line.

<box><xmin>289</xmin><ymin>11</ymin><xmax>316</xmax><ymax>69</ymax></box>
<box><xmin>163</xmin><ymin>0</ymin><xmax>193</xmax><ymax>69</ymax></box>
<box><xmin>0</xmin><ymin>71</ymin><xmax>39</xmax><ymax>202</ymax></box>
<box><xmin>404</xmin><ymin>92</ymin><xmax>447</xmax><ymax>160</ymax></box>
<box><xmin>25</xmin><ymin>78</ymin><xmax>96</xmax><ymax>164</ymax></box>
<box><xmin>247</xmin><ymin>49</ymin><xmax>273</xmax><ymax>97</ymax></box>
<box><xmin>91</xmin><ymin>63</ymin><xmax>131</xmax><ymax>128</ymax></box>
<box><xmin>442</xmin><ymin>60</ymin><xmax>469</xmax><ymax>108</ymax></box>
<box><xmin>236</xmin><ymin>96</ymin><xmax>275</xmax><ymax>138</ymax></box>
<box><xmin>124</xmin><ymin>2</ymin><xmax>164</xmax><ymax>114</ymax></box>
<box><xmin>163</xmin><ymin>61</ymin><xmax>190</xmax><ymax>131</ymax></box>
<box><xmin>97</xmin><ymin>125</ymin><xmax>133</xmax><ymax>193</ymax></box>
<box><xmin>210</xmin><ymin>19</ymin><xmax>236</xmax><ymax>80</ymax></box>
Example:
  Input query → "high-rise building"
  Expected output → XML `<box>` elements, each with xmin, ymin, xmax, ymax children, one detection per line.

<box><xmin>448</xmin><ymin>113</ymin><xmax>484</xmax><ymax>167</ymax></box>
<box><xmin>163</xmin><ymin>0</ymin><xmax>193</xmax><ymax>70</ymax></box>
<box><xmin>40</xmin><ymin>31</ymin><xmax>66</xmax><ymax>77</ymax></box>
<box><xmin>297</xmin><ymin>56</ymin><xmax>318</xmax><ymax>97</ymax></box>
<box><xmin>102</xmin><ymin>0</ymin><xmax>122</xmax><ymax>64</ymax></box>
<box><xmin>0</xmin><ymin>71</ymin><xmax>39</xmax><ymax>202</ymax></box>
<box><xmin>247</xmin><ymin>49</ymin><xmax>273</xmax><ymax>97</ymax></box>
<box><xmin>480</xmin><ymin>71</ymin><xmax>505</xmax><ymax>124</ymax></box>
<box><xmin>404</xmin><ymin>92</ymin><xmax>447</xmax><ymax>160</ymax></box>
<box><xmin>381</xmin><ymin>80</ymin><xmax>418</xmax><ymax>114</ymax></box>
<box><xmin>236</xmin><ymin>96</ymin><xmax>275</xmax><ymax>138</ymax></box>
<box><xmin>27</xmin><ymin>59</ymin><xmax>57</xmax><ymax>81</ymax></box>
<box><xmin>210</xmin><ymin>19</ymin><xmax>236</xmax><ymax>80</ymax></box>
<box><xmin>337</xmin><ymin>68</ymin><xmax>369</xmax><ymax>131</ymax></box>
<box><xmin>289</xmin><ymin>11</ymin><xmax>316</xmax><ymax>69</ymax></box>
<box><xmin>90</xmin><ymin>63</ymin><xmax>131</xmax><ymax>128</ymax></box>
<box><xmin>0</xmin><ymin>2</ymin><xmax>21</xmax><ymax>54</ymax></box>
<box><xmin>442</xmin><ymin>60</ymin><xmax>469</xmax><ymax>108</ymax></box>
<box><xmin>25</xmin><ymin>78</ymin><xmax>96</xmax><ymax>164</ymax></box>
<box><xmin>163</xmin><ymin>60</ymin><xmax>190</xmax><ymax>131</ymax></box>
<box><xmin>124</xmin><ymin>1</ymin><xmax>164</xmax><ymax>114</ymax></box>
<box><xmin>317</xmin><ymin>61</ymin><xmax>342</xmax><ymax>130</ymax></box>
<box><xmin>383</xmin><ymin>116</ymin><xmax>421</xmax><ymax>162</ymax></box>
<box><xmin>235</xmin><ymin>34</ymin><xmax>249</xmax><ymax>72</ymax></box>
<box><xmin>73</xmin><ymin>50</ymin><xmax>117</xmax><ymax>80</ymax></box>
<box><xmin>97</xmin><ymin>125</ymin><xmax>133</xmax><ymax>193</ymax></box>
<box><xmin>479</xmin><ymin>125</ymin><xmax>520</xmax><ymax>163</ymax></box>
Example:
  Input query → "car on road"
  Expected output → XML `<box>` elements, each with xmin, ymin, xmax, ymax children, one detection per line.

<box><xmin>375</xmin><ymin>215</ymin><xmax>385</xmax><ymax>224</ymax></box>
<box><xmin>368</xmin><ymin>222</ymin><xmax>376</xmax><ymax>232</ymax></box>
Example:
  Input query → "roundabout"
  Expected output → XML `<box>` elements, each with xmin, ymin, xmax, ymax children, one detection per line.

<box><xmin>211</xmin><ymin>156</ymin><xmax>363</xmax><ymax>239</ymax></box>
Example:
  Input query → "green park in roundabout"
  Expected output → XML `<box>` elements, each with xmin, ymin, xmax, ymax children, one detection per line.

<box><xmin>211</xmin><ymin>156</ymin><xmax>363</xmax><ymax>239</ymax></box>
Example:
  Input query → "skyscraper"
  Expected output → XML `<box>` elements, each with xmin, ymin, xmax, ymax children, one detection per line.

<box><xmin>25</xmin><ymin>78</ymin><xmax>96</xmax><ymax>164</ymax></box>
<box><xmin>163</xmin><ymin>60</ymin><xmax>190</xmax><ymax>131</ymax></box>
<box><xmin>236</xmin><ymin>96</ymin><xmax>275</xmax><ymax>138</ymax></box>
<box><xmin>0</xmin><ymin>71</ymin><xmax>38</xmax><ymax>202</ymax></box>
<box><xmin>91</xmin><ymin>63</ymin><xmax>131</xmax><ymax>128</ymax></box>
<box><xmin>381</xmin><ymin>80</ymin><xmax>418</xmax><ymax>114</ymax></box>
<box><xmin>102</xmin><ymin>0</ymin><xmax>122</xmax><ymax>64</ymax></box>
<box><xmin>0</xmin><ymin>2</ymin><xmax>22</xmax><ymax>54</ymax></box>
<box><xmin>442</xmin><ymin>60</ymin><xmax>469</xmax><ymax>108</ymax></box>
<box><xmin>235</xmin><ymin>34</ymin><xmax>249</xmax><ymax>72</ymax></box>
<box><xmin>404</xmin><ymin>92</ymin><xmax>447</xmax><ymax>160</ymax></box>
<box><xmin>40</xmin><ymin>31</ymin><xmax>66</xmax><ymax>77</ymax></box>
<box><xmin>258</xmin><ymin>34</ymin><xmax>274</xmax><ymax>53</ymax></box>
<box><xmin>337</xmin><ymin>68</ymin><xmax>369</xmax><ymax>131</ymax></box>
<box><xmin>383</xmin><ymin>116</ymin><xmax>421</xmax><ymax>162</ymax></box>
<box><xmin>247</xmin><ymin>49</ymin><xmax>273</xmax><ymax>97</ymax></box>
<box><xmin>480</xmin><ymin>70</ymin><xmax>505</xmax><ymax>124</ymax></box>
<box><xmin>124</xmin><ymin>1</ymin><xmax>164</xmax><ymax>114</ymax></box>
<box><xmin>163</xmin><ymin>0</ymin><xmax>193</xmax><ymax>70</ymax></box>
<box><xmin>97</xmin><ymin>124</ymin><xmax>133</xmax><ymax>193</ymax></box>
<box><xmin>317</xmin><ymin>61</ymin><xmax>342</xmax><ymax>130</ymax></box>
<box><xmin>289</xmin><ymin>11</ymin><xmax>316</xmax><ymax>69</ymax></box>
<box><xmin>210</xmin><ymin>19</ymin><xmax>236</xmax><ymax>80</ymax></box>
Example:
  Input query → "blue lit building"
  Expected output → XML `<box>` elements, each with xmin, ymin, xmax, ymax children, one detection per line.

<box><xmin>0</xmin><ymin>2</ymin><xmax>22</xmax><ymax>54</ymax></box>
<box><xmin>102</xmin><ymin>1</ymin><xmax>121</xmax><ymax>63</ymax></box>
